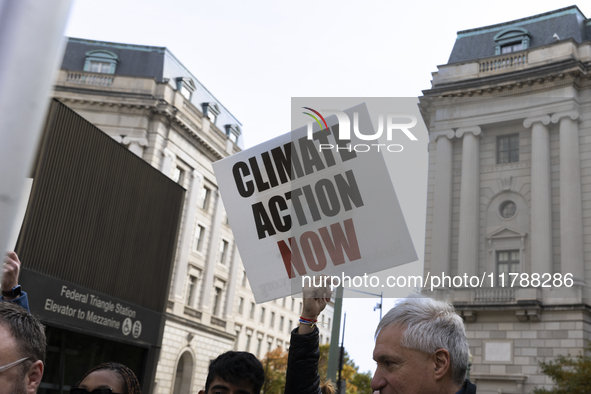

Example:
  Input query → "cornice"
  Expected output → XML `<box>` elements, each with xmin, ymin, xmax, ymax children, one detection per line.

<box><xmin>154</xmin><ymin>105</ymin><xmax>225</xmax><ymax>161</ymax></box>
<box><xmin>58</xmin><ymin>97</ymin><xmax>227</xmax><ymax>161</ymax></box>
<box><xmin>58</xmin><ymin>97</ymin><xmax>154</xmax><ymax>115</ymax></box>
<box><xmin>423</xmin><ymin>60</ymin><xmax>589</xmax><ymax>99</ymax></box>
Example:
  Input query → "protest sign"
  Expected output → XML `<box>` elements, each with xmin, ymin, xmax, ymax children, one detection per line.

<box><xmin>213</xmin><ymin>103</ymin><xmax>418</xmax><ymax>302</ymax></box>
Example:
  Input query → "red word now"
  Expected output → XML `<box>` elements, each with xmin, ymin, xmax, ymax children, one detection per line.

<box><xmin>277</xmin><ymin>218</ymin><xmax>361</xmax><ymax>279</ymax></box>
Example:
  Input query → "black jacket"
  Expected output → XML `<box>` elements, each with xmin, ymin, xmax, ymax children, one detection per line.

<box><xmin>460</xmin><ymin>379</ymin><xmax>477</xmax><ymax>394</ymax></box>
<box><xmin>284</xmin><ymin>326</ymin><xmax>321</xmax><ymax>394</ymax></box>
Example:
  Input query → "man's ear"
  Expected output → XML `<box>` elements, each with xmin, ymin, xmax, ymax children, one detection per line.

<box><xmin>26</xmin><ymin>360</ymin><xmax>44</xmax><ymax>394</ymax></box>
<box><xmin>198</xmin><ymin>390</ymin><xmax>205</xmax><ymax>394</ymax></box>
<box><xmin>432</xmin><ymin>348</ymin><xmax>451</xmax><ymax>380</ymax></box>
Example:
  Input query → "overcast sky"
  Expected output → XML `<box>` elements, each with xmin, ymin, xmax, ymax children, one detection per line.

<box><xmin>65</xmin><ymin>0</ymin><xmax>589</xmax><ymax>375</ymax></box>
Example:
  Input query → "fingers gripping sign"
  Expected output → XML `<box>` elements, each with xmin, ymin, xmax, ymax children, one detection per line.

<box><xmin>2</xmin><ymin>252</ymin><xmax>21</xmax><ymax>300</ymax></box>
<box><xmin>299</xmin><ymin>276</ymin><xmax>333</xmax><ymax>335</ymax></box>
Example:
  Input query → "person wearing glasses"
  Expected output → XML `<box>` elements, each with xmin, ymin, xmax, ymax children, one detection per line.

<box><xmin>0</xmin><ymin>301</ymin><xmax>46</xmax><ymax>394</ymax></box>
<box><xmin>71</xmin><ymin>362</ymin><xmax>141</xmax><ymax>394</ymax></box>
<box><xmin>1</xmin><ymin>252</ymin><xmax>30</xmax><ymax>311</ymax></box>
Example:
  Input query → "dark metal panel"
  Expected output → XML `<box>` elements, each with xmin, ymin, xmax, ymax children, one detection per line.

<box><xmin>17</xmin><ymin>100</ymin><xmax>185</xmax><ymax>313</ymax></box>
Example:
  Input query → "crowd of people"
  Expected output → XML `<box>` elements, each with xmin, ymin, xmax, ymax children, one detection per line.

<box><xmin>1</xmin><ymin>252</ymin><xmax>476</xmax><ymax>394</ymax></box>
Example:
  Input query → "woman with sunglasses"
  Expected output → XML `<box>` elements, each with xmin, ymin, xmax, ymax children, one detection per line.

<box><xmin>70</xmin><ymin>362</ymin><xmax>141</xmax><ymax>394</ymax></box>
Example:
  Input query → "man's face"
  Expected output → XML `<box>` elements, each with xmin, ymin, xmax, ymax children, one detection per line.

<box><xmin>371</xmin><ymin>324</ymin><xmax>437</xmax><ymax>394</ymax></box>
<box><xmin>199</xmin><ymin>376</ymin><xmax>255</xmax><ymax>394</ymax></box>
<box><xmin>0</xmin><ymin>324</ymin><xmax>28</xmax><ymax>394</ymax></box>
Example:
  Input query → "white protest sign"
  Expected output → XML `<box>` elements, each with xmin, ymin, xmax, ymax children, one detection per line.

<box><xmin>213</xmin><ymin>103</ymin><xmax>417</xmax><ymax>303</ymax></box>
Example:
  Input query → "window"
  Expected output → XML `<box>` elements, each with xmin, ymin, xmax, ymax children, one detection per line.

<box><xmin>256</xmin><ymin>338</ymin><xmax>262</xmax><ymax>358</ymax></box>
<box><xmin>260</xmin><ymin>307</ymin><xmax>266</xmax><ymax>324</ymax></box>
<box><xmin>186</xmin><ymin>275</ymin><xmax>197</xmax><ymax>306</ymax></box>
<box><xmin>224</xmin><ymin>124</ymin><xmax>241</xmax><ymax>144</ymax></box>
<box><xmin>288</xmin><ymin>320</ymin><xmax>293</xmax><ymax>333</ymax></box>
<box><xmin>497</xmin><ymin>250</ymin><xmax>520</xmax><ymax>278</ymax></box>
<box><xmin>245</xmin><ymin>333</ymin><xmax>252</xmax><ymax>352</ymax></box>
<box><xmin>299</xmin><ymin>302</ymin><xmax>303</xmax><ymax>313</ymax></box>
<box><xmin>499</xmin><ymin>201</ymin><xmax>517</xmax><ymax>219</ymax></box>
<box><xmin>493</xmin><ymin>28</ymin><xmax>530</xmax><ymax>55</ymax></box>
<box><xmin>501</xmin><ymin>42</ymin><xmax>523</xmax><ymax>54</ymax></box>
<box><xmin>282</xmin><ymin>298</ymin><xmax>287</xmax><ymax>307</ymax></box>
<box><xmin>328</xmin><ymin>318</ymin><xmax>331</xmax><ymax>331</ymax></box>
<box><xmin>202</xmin><ymin>103</ymin><xmax>220</xmax><ymax>125</ymax></box>
<box><xmin>497</xmin><ymin>134</ymin><xmax>519</xmax><ymax>164</ymax></box>
<box><xmin>200</xmin><ymin>186</ymin><xmax>211</xmax><ymax>210</ymax></box>
<box><xmin>270</xmin><ymin>312</ymin><xmax>275</xmax><ymax>328</ymax></box>
<box><xmin>279</xmin><ymin>316</ymin><xmax>284</xmax><ymax>331</ymax></box>
<box><xmin>241</xmin><ymin>270</ymin><xmax>247</xmax><ymax>287</ymax></box>
<box><xmin>194</xmin><ymin>225</ymin><xmax>205</xmax><ymax>252</ymax></box>
<box><xmin>89</xmin><ymin>61</ymin><xmax>113</xmax><ymax>73</ymax></box>
<box><xmin>291</xmin><ymin>298</ymin><xmax>295</xmax><ymax>311</ymax></box>
<box><xmin>172</xmin><ymin>166</ymin><xmax>185</xmax><ymax>184</ymax></box>
<box><xmin>83</xmin><ymin>50</ymin><xmax>118</xmax><ymax>74</ymax></box>
<box><xmin>212</xmin><ymin>287</ymin><xmax>222</xmax><ymax>315</ymax></box>
<box><xmin>176</xmin><ymin>77</ymin><xmax>196</xmax><ymax>101</ymax></box>
<box><xmin>238</xmin><ymin>297</ymin><xmax>244</xmax><ymax>315</ymax></box>
<box><xmin>249</xmin><ymin>303</ymin><xmax>255</xmax><ymax>319</ymax></box>
<box><xmin>218</xmin><ymin>240</ymin><xmax>229</xmax><ymax>265</ymax></box>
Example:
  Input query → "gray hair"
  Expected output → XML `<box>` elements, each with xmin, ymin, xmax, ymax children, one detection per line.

<box><xmin>375</xmin><ymin>297</ymin><xmax>469</xmax><ymax>386</ymax></box>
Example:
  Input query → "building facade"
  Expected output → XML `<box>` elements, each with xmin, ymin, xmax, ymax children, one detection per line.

<box><xmin>420</xmin><ymin>6</ymin><xmax>591</xmax><ymax>393</ymax></box>
<box><xmin>54</xmin><ymin>38</ymin><xmax>333</xmax><ymax>393</ymax></box>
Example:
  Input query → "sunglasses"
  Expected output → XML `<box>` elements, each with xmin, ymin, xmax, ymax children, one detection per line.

<box><xmin>70</xmin><ymin>389</ymin><xmax>122</xmax><ymax>394</ymax></box>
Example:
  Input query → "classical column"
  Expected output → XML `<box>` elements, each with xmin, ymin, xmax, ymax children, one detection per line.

<box><xmin>224</xmin><ymin>242</ymin><xmax>241</xmax><ymax>319</ymax></box>
<box><xmin>199</xmin><ymin>190</ymin><xmax>224</xmax><ymax>311</ymax></box>
<box><xmin>430</xmin><ymin>130</ymin><xmax>455</xmax><ymax>277</ymax></box>
<box><xmin>145</xmin><ymin>114</ymin><xmax>170</xmax><ymax>169</ymax></box>
<box><xmin>160</xmin><ymin>148</ymin><xmax>175</xmax><ymax>178</ymax></box>
<box><xmin>122</xmin><ymin>136</ymin><xmax>148</xmax><ymax>157</ymax></box>
<box><xmin>524</xmin><ymin>115</ymin><xmax>552</xmax><ymax>275</ymax></box>
<box><xmin>552</xmin><ymin>110</ymin><xmax>585</xmax><ymax>281</ymax></box>
<box><xmin>171</xmin><ymin>170</ymin><xmax>203</xmax><ymax>301</ymax></box>
<box><xmin>456</xmin><ymin>126</ymin><xmax>481</xmax><ymax>278</ymax></box>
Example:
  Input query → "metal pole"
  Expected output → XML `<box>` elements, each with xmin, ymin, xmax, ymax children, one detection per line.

<box><xmin>336</xmin><ymin>312</ymin><xmax>346</xmax><ymax>394</ymax></box>
<box><xmin>326</xmin><ymin>285</ymin><xmax>343</xmax><ymax>383</ymax></box>
<box><xmin>0</xmin><ymin>0</ymin><xmax>72</xmax><ymax>253</ymax></box>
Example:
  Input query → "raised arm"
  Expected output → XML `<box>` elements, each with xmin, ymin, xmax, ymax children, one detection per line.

<box><xmin>1</xmin><ymin>252</ymin><xmax>29</xmax><ymax>311</ymax></box>
<box><xmin>284</xmin><ymin>280</ymin><xmax>332</xmax><ymax>394</ymax></box>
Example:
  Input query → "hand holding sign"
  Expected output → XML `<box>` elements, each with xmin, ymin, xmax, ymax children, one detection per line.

<box><xmin>298</xmin><ymin>276</ymin><xmax>332</xmax><ymax>335</ymax></box>
<box><xmin>2</xmin><ymin>252</ymin><xmax>21</xmax><ymax>299</ymax></box>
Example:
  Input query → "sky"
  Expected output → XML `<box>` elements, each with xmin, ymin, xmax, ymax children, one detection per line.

<box><xmin>64</xmin><ymin>0</ymin><xmax>590</xmax><ymax>376</ymax></box>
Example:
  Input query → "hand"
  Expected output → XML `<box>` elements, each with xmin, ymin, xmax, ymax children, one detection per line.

<box><xmin>2</xmin><ymin>252</ymin><xmax>21</xmax><ymax>299</ymax></box>
<box><xmin>298</xmin><ymin>277</ymin><xmax>332</xmax><ymax>335</ymax></box>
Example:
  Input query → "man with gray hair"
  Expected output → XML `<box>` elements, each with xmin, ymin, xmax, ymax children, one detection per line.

<box><xmin>371</xmin><ymin>297</ymin><xmax>475</xmax><ymax>393</ymax></box>
<box><xmin>285</xmin><ymin>289</ymin><xmax>476</xmax><ymax>394</ymax></box>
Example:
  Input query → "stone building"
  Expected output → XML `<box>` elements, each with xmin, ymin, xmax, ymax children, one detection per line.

<box><xmin>420</xmin><ymin>6</ymin><xmax>591</xmax><ymax>393</ymax></box>
<box><xmin>53</xmin><ymin>37</ymin><xmax>333</xmax><ymax>393</ymax></box>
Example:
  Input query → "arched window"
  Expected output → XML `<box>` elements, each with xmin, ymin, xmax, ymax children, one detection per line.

<box><xmin>172</xmin><ymin>351</ymin><xmax>194</xmax><ymax>394</ymax></box>
<box><xmin>493</xmin><ymin>28</ymin><xmax>530</xmax><ymax>55</ymax></box>
<box><xmin>84</xmin><ymin>50</ymin><xmax>119</xmax><ymax>74</ymax></box>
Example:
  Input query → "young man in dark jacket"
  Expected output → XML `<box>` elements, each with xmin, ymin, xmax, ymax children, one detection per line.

<box><xmin>198</xmin><ymin>351</ymin><xmax>265</xmax><ymax>394</ymax></box>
